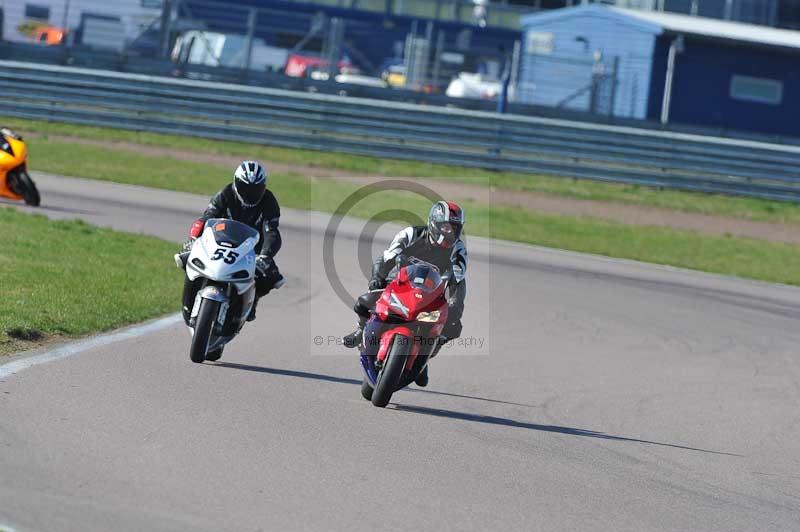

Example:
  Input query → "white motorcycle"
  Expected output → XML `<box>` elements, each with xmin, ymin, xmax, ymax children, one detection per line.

<box><xmin>174</xmin><ymin>218</ymin><xmax>259</xmax><ymax>363</ymax></box>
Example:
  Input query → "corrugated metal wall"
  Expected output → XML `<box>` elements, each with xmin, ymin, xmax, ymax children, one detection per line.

<box><xmin>519</xmin><ymin>11</ymin><xmax>656</xmax><ymax>118</ymax></box>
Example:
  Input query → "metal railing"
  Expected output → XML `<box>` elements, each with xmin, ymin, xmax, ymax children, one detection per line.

<box><xmin>1</xmin><ymin>60</ymin><xmax>799</xmax><ymax>202</ymax></box>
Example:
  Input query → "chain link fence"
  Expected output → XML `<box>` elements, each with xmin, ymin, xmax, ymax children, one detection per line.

<box><xmin>3</xmin><ymin>0</ymin><xmax>525</xmax><ymax>99</ymax></box>
<box><xmin>517</xmin><ymin>52</ymin><xmax>621</xmax><ymax>117</ymax></box>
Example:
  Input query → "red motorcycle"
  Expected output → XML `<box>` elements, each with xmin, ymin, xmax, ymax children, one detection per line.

<box><xmin>359</xmin><ymin>258</ymin><xmax>450</xmax><ymax>407</ymax></box>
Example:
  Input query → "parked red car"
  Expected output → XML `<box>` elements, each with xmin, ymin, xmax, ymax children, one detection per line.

<box><xmin>284</xmin><ymin>53</ymin><xmax>354</xmax><ymax>78</ymax></box>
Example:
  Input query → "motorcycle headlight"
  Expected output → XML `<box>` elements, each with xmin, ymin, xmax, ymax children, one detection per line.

<box><xmin>416</xmin><ymin>311</ymin><xmax>440</xmax><ymax>323</ymax></box>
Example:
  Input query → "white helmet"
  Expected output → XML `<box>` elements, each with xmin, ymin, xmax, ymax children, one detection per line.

<box><xmin>233</xmin><ymin>160</ymin><xmax>267</xmax><ymax>207</ymax></box>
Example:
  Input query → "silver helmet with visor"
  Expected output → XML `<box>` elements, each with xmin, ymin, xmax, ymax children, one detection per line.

<box><xmin>428</xmin><ymin>200</ymin><xmax>464</xmax><ymax>248</ymax></box>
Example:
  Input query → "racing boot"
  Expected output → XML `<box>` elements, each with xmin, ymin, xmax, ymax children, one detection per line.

<box><xmin>432</xmin><ymin>336</ymin><xmax>449</xmax><ymax>358</ymax></box>
<box><xmin>343</xmin><ymin>317</ymin><xmax>367</xmax><ymax>349</ymax></box>
<box><xmin>414</xmin><ymin>366</ymin><xmax>429</xmax><ymax>387</ymax></box>
<box><xmin>248</xmin><ymin>273</ymin><xmax>285</xmax><ymax>321</ymax></box>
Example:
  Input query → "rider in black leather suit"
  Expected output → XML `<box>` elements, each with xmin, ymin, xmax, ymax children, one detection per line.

<box><xmin>179</xmin><ymin>161</ymin><xmax>284</xmax><ymax>325</ymax></box>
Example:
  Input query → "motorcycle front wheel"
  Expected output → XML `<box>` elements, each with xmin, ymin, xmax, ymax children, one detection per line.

<box><xmin>190</xmin><ymin>298</ymin><xmax>219</xmax><ymax>364</ymax></box>
<box><xmin>16</xmin><ymin>172</ymin><xmax>40</xmax><ymax>207</ymax></box>
<box><xmin>371</xmin><ymin>337</ymin><xmax>410</xmax><ymax>408</ymax></box>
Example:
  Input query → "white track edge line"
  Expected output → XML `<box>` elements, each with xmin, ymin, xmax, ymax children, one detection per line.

<box><xmin>0</xmin><ymin>314</ymin><xmax>182</xmax><ymax>380</ymax></box>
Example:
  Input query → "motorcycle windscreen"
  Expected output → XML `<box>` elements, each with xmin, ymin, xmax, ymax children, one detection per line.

<box><xmin>206</xmin><ymin>218</ymin><xmax>259</xmax><ymax>247</ymax></box>
<box><xmin>403</xmin><ymin>262</ymin><xmax>444</xmax><ymax>294</ymax></box>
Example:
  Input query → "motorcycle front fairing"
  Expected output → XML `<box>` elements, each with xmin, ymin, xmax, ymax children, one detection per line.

<box><xmin>0</xmin><ymin>132</ymin><xmax>28</xmax><ymax>201</ymax></box>
<box><xmin>186</xmin><ymin>219</ymin><xmax>258</xmax><ymax>294</ymax></box>
<box><xmin>359</xmin><ymin>261</ymin><xmax>449</xmax><ymax>388</ymax></box>
<box><xmin>359</xmin><ymin>318</ymin><xmax>444</xmax><ymax>387</ymax></box>
<box><xmin>185</xmin><ymin>219</ymin><xmax>259</xmax><ymax>337</ymax></box>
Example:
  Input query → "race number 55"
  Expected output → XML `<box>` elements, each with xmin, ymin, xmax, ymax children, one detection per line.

<box><xmin>211</xmin><ymin>248</ymin><xmax>239</xmax><ymax>264</ymax></box>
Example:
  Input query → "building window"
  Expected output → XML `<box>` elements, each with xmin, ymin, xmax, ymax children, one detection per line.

<box><xmin>730</xmin><ymin>75</ymin><xmax>783</xmax><ymax>105</ymax></box>
<box><xmin>25</xmin><ymin>4</ymin><xmax>50</xmax><ymax>21</ymax></box>
<box><xmin>526</xmin><ymin>32</ymin><xmax>554</xmax><ymax>55</ymax></box>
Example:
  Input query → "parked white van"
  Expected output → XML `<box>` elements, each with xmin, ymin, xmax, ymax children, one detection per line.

<box><xmin>171</xmin><ymin>30</ymin><xmax>288</xmax><ymax>72</ymax></box>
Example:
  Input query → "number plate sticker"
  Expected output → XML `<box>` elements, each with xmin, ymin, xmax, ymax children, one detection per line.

<box><xmin>211</xmin><ymin>248</ymin><xmax>239</xmax><ymax>264</ymax></box>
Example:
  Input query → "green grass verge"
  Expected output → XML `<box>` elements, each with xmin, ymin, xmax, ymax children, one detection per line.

<box><xmin>311</xmin><ymin>184</ymin><xmax>800</xmax><ymax>286</ymax></box>
<box><xmin>0</xmin><ymin>208</ymin><xmax>181</xmax><ymax>355</ymax></box>
<box><xmin>18</xmin><ymin>139</ymin><xmax>800</xmax><ymax>287</ymax></box>
<box><xmin>8</xmin><ymin>117</ymin><xmax>800</xmax><ymax>225</ymax></box>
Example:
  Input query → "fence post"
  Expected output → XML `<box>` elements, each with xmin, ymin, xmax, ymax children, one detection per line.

<box><xmin>431</xmin><ymin>30</ymin><xmax>445</xmax><ymax>91</ymax></box>
<box><xmin>509</xmin><ymin>39</ymin><xmax>521</xmax><ymax>103</ymax></box>
<box><xmin>608</xmin><ymin>56</ymin><xmax>620</xmax><ymax>117</ymax></box>
<box><xmin>323</xmin><ymin>17</ymin><xmax>345</xmax><ymax>79</ymax></box>
<box><xmin>589</xmin><ymin>51</ymin><xmax>603</xmax><ymax>114</ymax></box>
<box><xmin>61</xmin><ymin>0</ymin><xmax>71</xmax><ymax>32</ymax></box>
<box><xmin>159</xmin><ymin>0</ymin><xmax>174</xmax><ymax>60</ymax></box>
<box><xmin>496</xmin><ymin>54</ymin><xmax>511</xmax><ymax>114</ymax></box>
<box><xmin>244</xmin><ymin>7</ymin><xmax>257</xmax><ymax>73</ymax></box>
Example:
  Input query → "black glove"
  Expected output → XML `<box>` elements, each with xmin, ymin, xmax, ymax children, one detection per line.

<box><xmin>180</xmin><ymin>238</ymin><xmax>195</xmax><ymax>253</ymax></box>
<box><xmin>368</xmin><ymin>276</ymin><xmax>387</xmax><ymax>291</ymax></box>
<box><xmin>255</xmin><ymin>255</ymin><xmax>273</xmax><ymax>277</ymax></box>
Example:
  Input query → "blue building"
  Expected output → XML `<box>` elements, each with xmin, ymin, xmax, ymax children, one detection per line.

<box><xmin>518</xmin><ymin>5</ymin><xmax>800</xmax><ymax>138</ymax></box>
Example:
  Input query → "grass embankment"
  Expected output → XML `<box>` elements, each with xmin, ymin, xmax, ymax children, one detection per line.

<box><xmin>13</xmin><ymin>134</ymin><xmax>800</xmax><ymax>287</ymax></box>
<box><xmin>0</xmin><ymin>208</ymin><xmax>181</xmax><ymax>355</ymax></box>
<box><xmin>8</xmin><ymin>117</ymin><xmax>800</xmax><ymax>225</ymax></box>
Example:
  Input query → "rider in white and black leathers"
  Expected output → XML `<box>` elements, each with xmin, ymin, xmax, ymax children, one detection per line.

<box><xmin>180</xmin><ymin>160</ymin><xmax>284</xmax><ymax>325</ymax></box>
<box><xmin>343</xmin><ymin>201</ymin><xmax>467</xmax><ymax>387</ymax></box>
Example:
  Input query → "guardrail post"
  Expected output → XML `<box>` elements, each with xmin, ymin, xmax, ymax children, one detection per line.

<box><xmin>490</xmin><ymin>119</ymin><xmax>505</xmax><ymax>165</ymax></box>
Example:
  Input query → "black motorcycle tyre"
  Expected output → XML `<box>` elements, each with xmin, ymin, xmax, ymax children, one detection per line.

<box><xmin>190</xmin><ymin>299</ymin><xmax>219</xmax><ymax>364</ymax></box>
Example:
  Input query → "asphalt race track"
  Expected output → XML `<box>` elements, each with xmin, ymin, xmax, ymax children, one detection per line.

<box><xmin>2</xmin><ymin>173</ymin><xmax>800</xmax><ymax>531</ymax></box>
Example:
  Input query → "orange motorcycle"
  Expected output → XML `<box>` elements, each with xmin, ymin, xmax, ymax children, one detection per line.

<box><xmin>0</xmin><ymin>127</ymin><xmax>40</xmax><ymax>206</ymax></box>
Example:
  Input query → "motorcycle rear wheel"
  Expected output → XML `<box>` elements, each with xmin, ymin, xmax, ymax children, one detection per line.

<box><xmin>190</xmin><ymin>299</ymin><xmax>219</xmax><ymax>364</ymax></box>
<box><xmin>371</xmin><ymin>337</ymin><xmax>409</xmax><ymax>408</ymax></box>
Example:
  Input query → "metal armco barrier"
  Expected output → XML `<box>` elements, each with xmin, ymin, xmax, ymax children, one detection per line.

<box><xmin>1</xmin><ymin>60</ymin><xmax>799</xmax><ymax>202</ymax></box>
